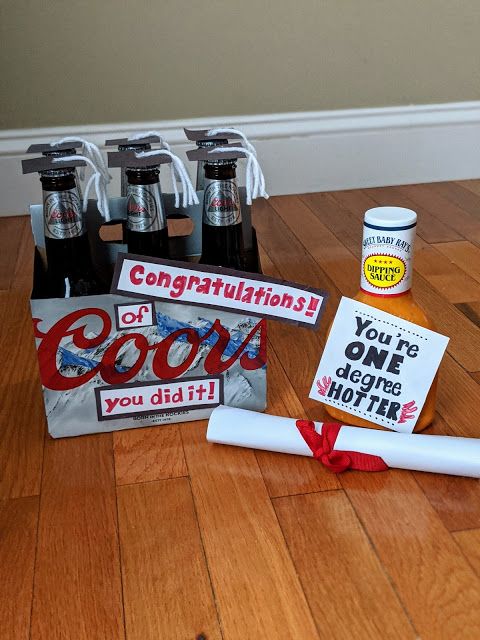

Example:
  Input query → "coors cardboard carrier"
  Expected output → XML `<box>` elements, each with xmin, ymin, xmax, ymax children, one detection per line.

<box><xmin>29</xmin><ymin>190</ymin><xmax>267</xmax><ymax>438</ymax></box>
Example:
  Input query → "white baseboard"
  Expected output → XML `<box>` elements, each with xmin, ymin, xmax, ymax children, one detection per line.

<box><xmin>2</xmin><ymin>101</ymin><xmax>480</xmax><ymax>216</ymax></box>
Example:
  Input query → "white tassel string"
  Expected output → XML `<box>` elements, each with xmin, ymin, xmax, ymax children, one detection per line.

<box><xmin>128</xmin><ymin>130</ymin><xmax>171</xmax><ymax>151</ymax></box>
<box><xmin>129</xmin><ymin>131</ymin><xmax>182</xmax><ymax>187</ymax></box>
<box><xmin>50</xmin><ymin>137</ymin><xmax>111</xmax><ymax>185</ymax></box>
<box><xmin>206</xmin><ymin>127</ymin><xmax>257</xmax><ymax>156</ymax></box>
<box><xmin>136</xmin><ymin>149</ymin><xmax>199</xmax><ymax>208</ymax></box>
<box><xmin>208</xmin><ymin>147</ymin><xmax>268</xmax><ymax>205</ymax></box>
<box><xmin>53</xmin><ymin>154</ymin><xmax>110</xmax><ymax>221</ymax></box>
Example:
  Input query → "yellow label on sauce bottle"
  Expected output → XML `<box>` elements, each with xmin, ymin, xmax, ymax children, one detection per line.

<box><xmin>360</xmin><ymin>207</ymin><xmax>416</xmax><ymax>296</ymax></box>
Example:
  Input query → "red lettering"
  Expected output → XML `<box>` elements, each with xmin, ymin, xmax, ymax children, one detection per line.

<box><xmin>35</xmin><ymin>309</ymin><xmax>265</xmax><ymax>391</ymax></box>
<box><xmin>36</xmin><ymin>308</ymin><xmax>111</xmax><ymax>391</ymax></box>
<box><xmin>100</xmin><ymin>333</ymin><xmax>150</xmax><ymax>384</ymax></box>
<box><xmin>130</xmin><ymin>265</ymin><xmax>144</xmax><ymax>285</ymax></box>
<box><xmin>204</xmin><ymin>319</ymin><xmax>266</xmax><ymax>373</ymax></box>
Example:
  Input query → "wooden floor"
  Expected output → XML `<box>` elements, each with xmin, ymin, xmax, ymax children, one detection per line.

<box><xmin>2</xmin><ymin>182</ymin><xmax>480</xmax><ymax>639</ymax></box>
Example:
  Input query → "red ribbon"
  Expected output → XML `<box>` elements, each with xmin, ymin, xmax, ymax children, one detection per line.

<box><xmin>296</xmin><ymin>420</ymin><xmax>389</xmax><ymax>473</ymax></box>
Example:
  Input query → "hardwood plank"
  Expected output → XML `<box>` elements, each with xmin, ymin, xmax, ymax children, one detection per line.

<box><xmin>12</xmin><ymin>220</ymin><xmax>35</xmax><ymax>293</ymax></box>
<box><xmin>274</xmin><ymin>491</ymin><xmax>416</xmax><ymax>639</ymax></box>
<box><xmin>0</xmin><ymin>216</ymin><xmax>26</xmax><ymax>290</ymax></box>
<box><xmin>117</xmin><ymin>478</ymin><xmax>221</xmax><ymax>640</ymax></box>
<box><xmin>413</xmin><ymin>416</ymin><xmax>480</xmax><ymax>531</ymax></box>
<box><xmin>471</xmin><ymin>371</ymin><xmax>480</xmax><ymax>384</ymax></box>
<box><xmin>454</xmin><ymin>529</ymin><xmax>480</xmax><ymax>577</ymax></box>
<box><xmin>31</xmin><ymin>434</ymin><xmax>124</xmax><ymax>640</ymax></box>
<box><xmin>435</xmin><ymin>241</ymin><xmax>480</xmax><ymax>286</ymax></box>
<box><xmin>113</xmin><ymin>425</ymin><xmax>187</xmax><ymax>486</ymax></box>
<box><xmin>268</xmin><ymin>195</ymin><xmax>358</xmax><ymax>297</ymax></box>
<box><xmin>437</xmin><ymin>353</ymin><xmax>480</xmax><ymax>438</ymax></box>
<box><xmin>456</xmin><ymin>302</ymin><xmax>480</xmax><ymax>329</ymax></box>
<box><xmin>412</xmin><ymin>275</ymin><xmax>480</xmax><ymax>372</ymax></box>
<box><xmin>301</xmin><ymin>191</ymin><xmax>364</xmax><ymax>258</ymax></box>
<box><xmin>181</xmin><ymin>420</ymin><xmax>320</xmax><ymax>640</ymax></box>
<box><xmin>254</xmin><ymin>205</ymin><xmax>340</xmax><ymax>421</ymax></box>
<box><xmin>459</xmin><ymin>179</ymin><xmax>480</xmax><ymax>200</ymax></box>
<box><xmin>0</xmin><ymin>292</ymin><xmax>45</xmax><ymax>498</ymax></box>
<box><xmin>0</xmin><ymin>496</ymin><xmax>38</xmax><ymax>640</ymax></box>
<box><xmin>363</xmin><ymin>186</ymin><xmax>463</xmax><ymax>243</ymax></box>
<box><xmin>433</xmin><ymin>181</ymin><xmax>480</xmax><ymax>221</ymax></box>
<box><xmin>255</xmin><ymin>340</ymin><xmax>340</xmax><ymax>497</ymax></box>
<box><xmin>253</xmin><ymin>198</ymin><xmax>342</xmax><ymax>331</ymax></box>
<box><xmin>398</xmin><ymin>183</ymin><xmax>480</xmax><ymax>243</ymax></box>
<box><xmin>341</xmin><ymin>469</ymin><xmax>480</xmax><ymax>639</ymax></box>
<box><xmin>412</xmin><ymin>242</ymin><xmax>480</xmax><ymax>304</ymax></box>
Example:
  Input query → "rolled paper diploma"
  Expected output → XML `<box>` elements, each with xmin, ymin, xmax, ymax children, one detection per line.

<box><xmin>207</xmin><ymin>405</ymin><xmax>480</xmax><ymax>478</ymax></box>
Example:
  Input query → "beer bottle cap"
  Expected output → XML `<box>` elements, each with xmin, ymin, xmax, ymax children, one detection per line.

<box><xmin>184</xmin><ymin>128</ymin><xmax>244</xmax><ymax>142</ymax></box>
<box><xmin>197</xmin><ymin>138</ymin><xmax>229</xmax><ymax>148</ymax></box>
<box><xmin>22</xmin><ymin>156</ymin><xmax>86</xmax><ymax>174</ymax></box>
<box><xmin>105</xmin><ymin>135</ymin><xmax>161</xmax><ymax>146</ymax></box>
<box><xmin>364</xmin><ymin>206</ymin><xmax>417</xmax><ymax>229</ymax></box>
<box><xmin>26</xmin><ymin>141</ymin><xmax>83</xmax><ymax>154</ymax></box>
<box><xmin>107</xmin><ymin>151</ymin><xmax>173</xmax><ymax>168</ymax></box>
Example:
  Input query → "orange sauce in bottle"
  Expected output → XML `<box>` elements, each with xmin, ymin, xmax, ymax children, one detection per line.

<box><xmin>324</xmin><ymin>206</ymin><xmax>437</xmax><ymax>432</ymax></box>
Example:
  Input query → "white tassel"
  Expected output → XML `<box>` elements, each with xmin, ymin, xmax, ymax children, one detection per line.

<box><xmin>206</xmin><ymin>127</ymin><xmax>257</xmax><ymax>156</ymax></box>
<box><xmin>136</xmin><ymin>149</ymin><xmax>199</xmax><ymax>208</ymax></box>
<box><xmin>208</xmin><ymin>147</ymin><xmax>268</xmax><ymax>205</ymax></box>
<box><xmin>128</xmin><ymin>131</ymin><xmax>183</xmax><ymax>188</ymax></box>
<box><xmin>128</xmin><ymin>130</ymin><xmax>171</xmax><ymax>151</ymax></box>
<box><xmin>50</xmin><ymin>137</ymin><xmax>111</xmax><ymax>185</ymax></box>
<box><xmin>53</xmin><ymin>154</ymin><xmax>110</xmax><ymax>221</ymax></box>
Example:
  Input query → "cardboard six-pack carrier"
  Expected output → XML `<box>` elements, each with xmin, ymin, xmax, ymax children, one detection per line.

<box><xmin>29</xmin><ymin>186</ymin><xmax>272</xmax><ymax>438</ymax></box>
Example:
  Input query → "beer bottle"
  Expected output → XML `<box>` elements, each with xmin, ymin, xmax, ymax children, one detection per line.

<box><xmin>324</xmin><ymin>206</ymin><xmax>437</xmax><ymax>432</ymax></box>
<box><xmin>126</xmin><ymin>163</ymin><xmax>169</xmax><ymax>258</ymax></box>
<box><xmin>40</xmin><ymin>165</ymin><xmax>105</xmax><ymax>297</ymax></box>
<box><xmin>199</xmin><ymin>158</ymin><xmax>245</xmax><ymax>270</ymax></box>
<box><xmin>195</xmin><ymin>138</ymin><xmax>228</xmax><ymax>190</ymax></box>
<box><xmin>118</xmin><ymin>142</ymin><xmax>151</xmax><ymax>197</ymax></box>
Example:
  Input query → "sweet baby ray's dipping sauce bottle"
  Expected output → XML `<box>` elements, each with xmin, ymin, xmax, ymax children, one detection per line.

<box><xmin>324</xmin><ymin>206</ymin><xmax>437</xmax><ymax>432</ymax></box>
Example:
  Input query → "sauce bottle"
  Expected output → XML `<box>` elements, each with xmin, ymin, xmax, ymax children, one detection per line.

<box><xmin>324</xmin><ymin>206</ymin><xmax>437</xmax><ymax>432</ymax></box>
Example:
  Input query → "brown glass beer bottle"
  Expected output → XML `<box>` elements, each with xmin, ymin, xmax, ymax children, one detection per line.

<box><xmin>125</xmin><ymin>164</ymin><xmax>169</xmax><ymax>258</ymax></box>
<box><xmin>40</xmin><ymin>166</ymin><xmax>105</xmax><ymax>297</ymax></box>
<box><xmin>195</xmin><ymin>138</ymin><xmax>228</xmax><ymax>190</ymax></box>
<box><xmin>199</xmin><ymin>158</ymin><xmax>245</xmax><ymax>270</ymax></box>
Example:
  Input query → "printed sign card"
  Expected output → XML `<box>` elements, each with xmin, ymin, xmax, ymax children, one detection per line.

<box><xmin>309</xmin><ymin>297</ymin><xmax>449</xmax><ymax>432</ymax></box>
<box><xmin>95</xmin><ymin>376</ymin><xmax>223</xmax><ymax>421</ymax></box>
<box><xmin>111</xmin><ymin>254</ymin><xmax>328</xmax><ymax>329</ymax></box>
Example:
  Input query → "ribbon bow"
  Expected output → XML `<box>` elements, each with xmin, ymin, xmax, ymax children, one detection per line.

<box><xmin>295</xmin><ymin>420</ymin><xmax>388</xmax><ymax>473</ymax></box>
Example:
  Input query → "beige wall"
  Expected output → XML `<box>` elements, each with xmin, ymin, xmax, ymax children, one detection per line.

<box><xmin>1</xmin><ymin>0</ymin><xmax>480</xmax><ymax>130</ymax></box>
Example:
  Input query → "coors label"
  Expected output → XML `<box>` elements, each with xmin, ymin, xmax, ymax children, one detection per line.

<box><xmin>203</xmin><ymin>178</ymin><xmax>242</xmax><ymax>227</ymax></box>
<box><xmin>43</xmin><ymin>189</ymin><xmax>84</xmax><ymax>239</ymax></box>
<box><xmin>127</xmin><ymin>183</ymin><xmax>166</xmax><ymax>233</ymax></box>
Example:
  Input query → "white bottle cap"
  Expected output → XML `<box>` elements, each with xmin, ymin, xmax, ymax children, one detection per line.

<box><xmin>364</xmin><ymin>206</ymin><xmax>417</xmax><ymax>229</ymax></box>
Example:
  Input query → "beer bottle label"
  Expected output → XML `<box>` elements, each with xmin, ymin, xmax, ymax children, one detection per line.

<box><xmin>127</xmin><ymin>183</ymin><xmax>166</xmax><ymax>233</ymax></box>
<box><xmin>43</xmin><ymin>188</ymin><xmax>85</xmax><ymax>240</ymax></box>
<box><xmin>203</xmin><ymin>178</ymin><xmax>242</xmax><ymax>227</ymax></box>
<box><xmin>360</xmin><ymin>220</ymin><xmax>416</xmax><ymax>295</ymax></box>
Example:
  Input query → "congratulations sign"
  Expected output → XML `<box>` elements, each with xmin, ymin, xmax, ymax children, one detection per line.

<box><xmin>111</xmin><ymin>254</ymin><xmax>328</xmax><ymax>328</ymax></box>
<box><xmin>309</xmin><ymin>297</ymin><xmax>449</xmax><ymax>432</ymax></box>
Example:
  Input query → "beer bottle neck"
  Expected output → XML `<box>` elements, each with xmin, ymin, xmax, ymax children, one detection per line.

<box><xmin>40</xmin><ymin>169</ymin><xmax>77</xmax><ymax>192</ymax></box>
<box><xmin>41</xmin><ymin>170</ymin><xmax>85</xmax><ymax>241</ymax></box>
<box><xmin>204</xmin><ymin>160</ymin><xmax>237</xmax><ymax>180</ymax></box>
<box><xmin>360</xmin><ymin>220</ymin><xmax>416</xmax><ymax>297</ymax></box>
<box><xmin>126</xmin><ymin>166</ymin><xmax>160</xmax><ymax>185</ymax></box>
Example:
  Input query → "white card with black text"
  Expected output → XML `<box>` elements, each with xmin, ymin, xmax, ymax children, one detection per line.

<box><xmin>309</xmin><ymin>297</ymin><xmax>449</xmax><ymax>432</ymax></box>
